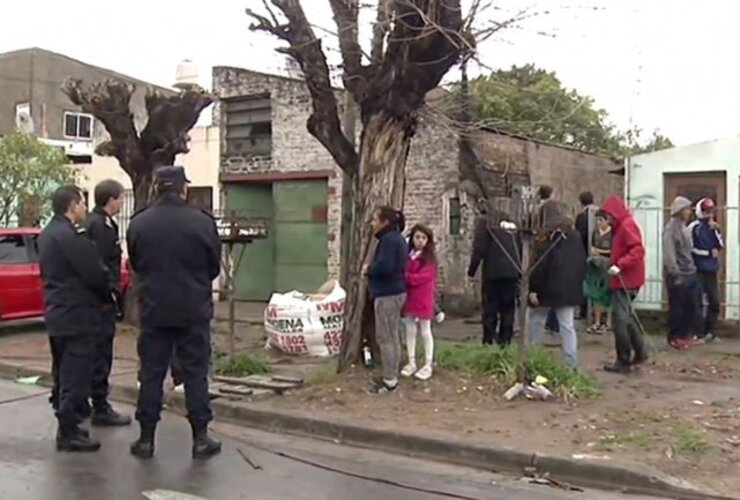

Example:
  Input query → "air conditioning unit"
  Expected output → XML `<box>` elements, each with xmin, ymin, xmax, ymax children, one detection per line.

<box><xmin>15</xmin><ymin>103</ymin><xmax>34</xmax><ymax>134</ymax></box>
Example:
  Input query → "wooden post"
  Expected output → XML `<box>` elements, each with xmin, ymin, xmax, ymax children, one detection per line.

<box><xmin>517</xmin><ymin>233</ymin><xmax>532</xmax><ymax>382</ymax></box>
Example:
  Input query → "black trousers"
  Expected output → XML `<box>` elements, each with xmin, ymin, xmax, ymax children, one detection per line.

<box><xmin>482</xmin><ymin>279</ymin><xmax>517</xmax><ymax>346</ymax></box>
<box><xmin>136</xmin><ymin>324</ymin><xmax>212</xmax><ymax>429</ymax></box>
<box><xmin>90</xmin><ymin>313</ymin><xmax>116</xmax><ymax>410</ymax></box>
<box><xmin>612</xmin><ymin>289</ymin><xmax>645</xmax><ymax>365</ymax></box>
<box><xmin>666</xmin><ymin>275</ymin><xmax>702</xmax><ymax>340</ymax></box>
<box><xmin>49</xmin><ymin>335</ymin><xmax>95</xmax><ymax>429</ymax></box>
<box><xmin>697</xmin><ymin>271</ymin><xmax>721</xmax><ymax>336</ymax></box>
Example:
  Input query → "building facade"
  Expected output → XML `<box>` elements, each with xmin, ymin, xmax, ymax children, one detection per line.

<box><xmin>628</xmin><ymin>138</ymin><xmax>740</xmax><ymax>320</ymax></box>
<box><xmin>215</xmin><ymin>67</ymin><xmax>624</xmax><ymax>308</ymax></box>
<box><xmin>0</xmin><ymin>48</ymin><xmax>220</xmax><ymax>238</ymax></box>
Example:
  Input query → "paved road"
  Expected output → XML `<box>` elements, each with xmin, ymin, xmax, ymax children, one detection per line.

<box><xmin>0</xmin><ymin>379</ymin><xmax>655</xmax><ymax>500</ymax></box>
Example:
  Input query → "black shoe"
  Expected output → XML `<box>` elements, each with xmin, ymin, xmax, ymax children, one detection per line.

<box><xmin>56</xmin><ymin>426</ymin><xmax>90</xmax><ymax>439</ymax></box>
<box><xmin>603</xmin><ymin>362</ymin><xmax>631</xmax><ymax>374</ymax></box>
<box><xmin>130</xmin><ymin>423</ymin><xmax>156</xmax><ymax>459</ymax></box>
<box><xmin>56</xmin><ymin>427</ymin><xmax>101</xmax><ymax>453</ymax></box>
<box><xmin>371</xmin><ymin>378</ymin><xmax>398</xmax><ymax>394</ymax></box>
<box><xmin>92</xmin><ymin>406</ymin><xmax>132</xmax><ymax>427</ymax></box>
<box><xmin>192</xmin><ymin>429</ymin><xmax>222</xmax><ymax>459</ymax></box>
<box><xmin>632</xmin><ymin>353</ymin><xmax>649</xmax><ymax>366</ymax></box>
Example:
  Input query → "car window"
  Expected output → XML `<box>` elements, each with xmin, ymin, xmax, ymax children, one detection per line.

<box><xmin>0</xmin><ymin>235</ymin><xmax>30</xmax><ymax>264</ymax></box>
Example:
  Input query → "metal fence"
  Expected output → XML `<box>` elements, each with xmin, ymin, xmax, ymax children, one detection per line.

<box><xmin>631</xmin><ymin>206</ymin><xmax>740</xmax><ymax>321</ymax></box>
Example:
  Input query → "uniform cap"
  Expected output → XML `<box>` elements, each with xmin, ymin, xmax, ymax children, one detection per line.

<box><xmin>154</xmin><ymin>166</ymin><xmax>191</xmax><ymax>187</ymax></box>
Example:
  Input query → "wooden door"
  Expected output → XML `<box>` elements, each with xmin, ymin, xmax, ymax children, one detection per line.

<box><xmin>663</xmin><ymin>172</ymin><xmax>727</xmax><ymax>314</ymax></box>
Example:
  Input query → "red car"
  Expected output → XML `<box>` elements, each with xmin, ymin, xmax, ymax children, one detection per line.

<box><xmin>0</xmin><ymin>227</ymin><xmax>130</xmax><ymax>321</ymax></box>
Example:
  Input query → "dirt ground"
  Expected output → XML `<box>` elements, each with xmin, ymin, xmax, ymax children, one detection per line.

<box><xmin>2</xmin><ymin>312</ymin><xmax>738</xmax><ymax>496</ymax></box>
<box><xmin>250</xmin><ymin>326</ymin><xmax>740</xmax><ymax>496</ymax></box>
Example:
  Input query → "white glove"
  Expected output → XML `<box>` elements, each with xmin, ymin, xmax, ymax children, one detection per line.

<box><xmin>608</xmin><ymin>265</ymin><xmax>621</xmax><ymax>276</ymax></box>
<box><xmin>500</xmin><ymin>221</ymin><xmax>517</xmax><ymax>231</ymax></box>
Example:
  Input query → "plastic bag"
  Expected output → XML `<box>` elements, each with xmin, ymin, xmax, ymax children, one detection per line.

<box><xmin>264</xmin><ymin>280</ymin><xmax>345</xmax><ymax>357</ymax></box>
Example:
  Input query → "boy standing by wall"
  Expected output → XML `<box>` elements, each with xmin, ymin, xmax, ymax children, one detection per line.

<box><xmin>690</xmin><ymin>198</ymin><xmax>724</xmax><ymax>342</ymax></box>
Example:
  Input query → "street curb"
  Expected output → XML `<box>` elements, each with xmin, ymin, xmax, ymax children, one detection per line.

<box><xmin>0</xmin><ymin>360</ymin><xmax>735</xmax><ymax>500</ymax></box>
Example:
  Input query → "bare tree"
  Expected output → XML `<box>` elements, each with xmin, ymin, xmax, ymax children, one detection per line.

<box><xmin>248</xmin><ymin>0</ymin><xmax>475</xmax><ymax>371</ymax></box>
<box><xmin>62</xmin><ymin>79</ymin><xmax>213</xmax><ymax>211</ymax></box>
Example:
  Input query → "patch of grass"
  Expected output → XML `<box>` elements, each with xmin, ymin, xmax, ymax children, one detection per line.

<box><xmin>596</xmin><ymin>431</ymin><xmax>652</xmax><ymax>451</ymax></box>
<box><xmin>634</xmin><ymin>410</ymin><xmax>664</xmax><ymax>423</ymax></box>
<box><xmin>672</xmin><ymin>427</ymin><xmax>711</xmax><ymax>456</ymax></box>
<box><xmin>307</xmin><ymin>362</ymin><xmax>340</xmax><ymax>386</ymax></box>
<box><xmin>215</xmin><ymin>352</ymin><xmax>271</xmax><ymax>377</ymax></box>
<box><xmin>435</xmin><ymin>342</ymin><xmax>599</xmax><ymax>399</ymax></box>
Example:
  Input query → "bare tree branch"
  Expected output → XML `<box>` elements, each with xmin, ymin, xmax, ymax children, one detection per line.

<box><xmin>246</xmin><ymin>0</ymin><xmax>359</xmax><ymax>174</ymax></box>
<box><xmin>370</xmin><ymin>0</ymin><xmax>391</xmax><ymax>62</ymax></box>
<box><xmin>62</xmin><ymin>78</ymin><xmax>145</xmax><ymax>175</ymax></box>
<box><xmin>328</xmin><ymin>0</ymin><xmax>364</xmax><ymax>96</ymax></box>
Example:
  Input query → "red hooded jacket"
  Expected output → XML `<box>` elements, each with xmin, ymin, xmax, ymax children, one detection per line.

<box><xmin>601</xmin><ymin>196</ymin><xmax>645</xmax><ymax>290</ymax></box>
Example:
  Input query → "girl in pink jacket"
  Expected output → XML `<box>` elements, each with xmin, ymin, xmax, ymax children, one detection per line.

<box><xmin>401</xmin><ymin>225</ymin><xmax>437</xmax><ymax>380</ymax></box>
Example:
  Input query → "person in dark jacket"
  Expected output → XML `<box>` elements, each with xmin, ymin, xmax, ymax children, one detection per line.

<box><xmin>127</xmin><ymin>166</ymin><xmax>222</xmax><ymax>460</ymax></box>
<box><xmin>663</xmin><ymin>196</ymin><xmax>701</xmax><ymax>350</ymax></box>
<box><xmin>39</xmin><ymin>185</ymin><xmax>112</xmax><ymax>452</ymax></box>
<box><xmin>601</xmin><ymin>195</ymin><xmax>647</xmax><ymax>373</ymax></box>
<box><xmin>690</xmin><ymin>198</ymin><xmax>723</xmax><ymax>342</ymax></box>
<box><xmin>363</xmin><ymin>206</ymin><xmax>407</xmax><ymax>394</ymax></box>
<box><xmin>83</xmin><ymin>179</ymin><xmax>131</xmax><ymax>427</ymax></box>
<box><xmin>467</xmin><ymin>207</ymin><xmax>521</xmax><ymax>346</ymax></box>
<box><xmin>528</xmin><ymin>207</ymin><xmax>586</xmax><ymax>368</ymax></box>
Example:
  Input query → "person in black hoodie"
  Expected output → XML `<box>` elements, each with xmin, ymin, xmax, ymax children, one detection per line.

<box><xmin>468</xmin><ymin>207</ymin><xmax>521</xmax><ymax>346</ymax></box>
<box><xmin>363</xmin><ymin>206</ymin><xmax>408</xmax><ymax>394</ymax></box>
<box><xmin>528</xmin><ymin>203</ymin><xmax>587</xmax><ymax>368</ymax></box>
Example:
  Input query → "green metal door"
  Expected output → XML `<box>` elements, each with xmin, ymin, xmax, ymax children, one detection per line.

<box><xmin>273</xmin><ymin>180</ymin><xmax>328</xmax><ymax>293</ymax></box>
<box><xmin>224</xmin><ymin>183</ymin><xmax>275</xmax><ymax>301</ymax></box>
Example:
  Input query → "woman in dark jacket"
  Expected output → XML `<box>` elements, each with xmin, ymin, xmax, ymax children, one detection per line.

<box><xmin>364</xmin><ymin>206</ymin><xmax>408</xmax><ymax>394</ymax></box>
<box><xmin>529</xmin><ymin>208</ymin><xmax>587</xmax><ymax>368</ymax></box>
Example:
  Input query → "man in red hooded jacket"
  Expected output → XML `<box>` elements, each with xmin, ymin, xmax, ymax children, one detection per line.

<box><xmin>601</xmin><ymin>196</ymin><xmax>647</xmax><ymax>373</ymax></box>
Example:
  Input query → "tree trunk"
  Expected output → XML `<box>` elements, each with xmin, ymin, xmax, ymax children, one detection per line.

<box><xmin>123</xmin><ymin>170</ymin><xmax>153</xmax><ymax>325</ymax></box>
<box><xmin>338</xmin><ymin>113</ymin><xmax>415</xmax><ymax>371</ymax></box>
<box><xmin>132</xmin><ymin>171</ymin><xmax>154</xmax><ymax>213</ymax></box>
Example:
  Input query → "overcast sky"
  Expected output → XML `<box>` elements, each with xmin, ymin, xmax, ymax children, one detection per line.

<box><xmin>3</xmin><ymin>0</ymin><xmax>738</xmax><ymax>146</ymax></box>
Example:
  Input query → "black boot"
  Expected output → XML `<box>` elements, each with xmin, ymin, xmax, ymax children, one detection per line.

<box><xmin>603</xmin><ymin>361</ymin><xmax>631</xmax><ymax>374</ymax></box>
<box><xmin>56</xmin><ymin>426</ymin><xmax>90</xmax><ymax>439</ymax></box>
<box><xmin>92</xmin><ymin>404</ymin><xmax>132</xmax><ymax>427</ymax></box>
<box><xmin>191</xmin><ymin>427</ymin><xmax>222</xmax><ymax>459</ymax></box>
<box><xmin>130</xmin><ymin>423</ymin><xmax>156</xmax><ymax>459</ymax></box>
<box><xmin>56</xmin><ymin>425</ymin><xmax>101</xmax><ymax>453</ymax></box>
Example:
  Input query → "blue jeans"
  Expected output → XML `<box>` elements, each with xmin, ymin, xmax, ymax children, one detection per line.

<box><xmin>529</xmin><ymin>306</ymin><xmax>578</xmax><ymax>368</ymax></box>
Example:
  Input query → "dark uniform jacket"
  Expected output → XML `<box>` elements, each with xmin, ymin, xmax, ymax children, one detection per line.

<box><xmin>85</xmin><ymin>206</ymin><xmax>122</xmax><ymax>295</ymax></box>
<box><xmin>467</xmin><ymin>212</ymin><xmax>521</xmax><ymax>282</ymax></box>
<box><xmin>126</xmin><ymin>194</ymin><xmax>221</xmax><ymax>328</ymax></box>
<box><xmin>38</xmin><ymin>215</ymin><xmax>112</xmax><ymax>337</ymax></box>
<box><xmin>529</xmin><ymin>217</ymin><xmax>587</xmax><ymax>308</ymax></box>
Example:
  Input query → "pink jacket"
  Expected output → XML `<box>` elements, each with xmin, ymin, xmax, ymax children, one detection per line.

<box><xmin>402</xmin><ymin>251</ymin><xmax>437</xmax><ymax>320</ymax></box>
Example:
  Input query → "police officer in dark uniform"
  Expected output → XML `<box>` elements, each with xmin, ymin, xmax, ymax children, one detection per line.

<box><xmin>83</xmin><ymin>179</ymin><xmax>132</xmax><ymax>426</ymax></box>
<box><xmin>39</xmin><ymin>185</ymin><xmax>112</xmax><ymax>452</ymax></box>
<box><xmin>127</xmin><ymin>166</ymin><xmax>222</xmax><ymax>459</ymax></box>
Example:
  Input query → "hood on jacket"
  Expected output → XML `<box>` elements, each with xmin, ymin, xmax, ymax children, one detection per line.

<box><xmin>670</xmin><ymin>196</ymin><xmax>692</xmax><ymax>217</ymax></box>
<box><xmin>601</xmin><ymin>196</ymin><xmax>631</xmax><ymax>226</ymax></box>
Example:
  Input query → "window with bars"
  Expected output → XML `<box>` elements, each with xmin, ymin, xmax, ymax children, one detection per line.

<box><xmin>224</xmin><ymin>95</ymin><xmax>272</xmax><ymax>157</ymax></box>
<box><xmin>448</xmin><ymin>197</ymin><xmax>462</xmax><ymax>235</ymax></box>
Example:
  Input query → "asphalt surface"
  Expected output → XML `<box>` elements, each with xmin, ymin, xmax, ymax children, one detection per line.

<box><xmin>0</xmin><ymin>378</ymin><xmax>656</xmax><ymax>500</ymax></box>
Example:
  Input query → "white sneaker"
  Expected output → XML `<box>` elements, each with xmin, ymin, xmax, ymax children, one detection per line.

<box><xmin>435</xmin><ymin>312</ymin><xmax>445</xmax><ymax>324</ymax></box>
<box><xmin>414</xmin><ymin>364</ymin><xmax>433</xmax><ymax>381</ymax></box>
<box><xmin>400</xmin><ymin>363</ymin><xmax>417</xmax><ymax>377</ymax></box>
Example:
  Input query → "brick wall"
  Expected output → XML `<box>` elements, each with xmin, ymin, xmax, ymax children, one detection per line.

<box><xmin>213</xmin><ymin>67</ymin><xmax>623</xmax><ymax>313</ymax></box>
